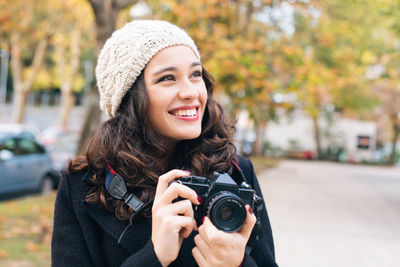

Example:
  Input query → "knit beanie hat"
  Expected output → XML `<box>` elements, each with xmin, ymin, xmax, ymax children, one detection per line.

<box><xmin>96</xmin><ymin>20</ymin><xmax>200</xmax><ymax>117</ymax></box>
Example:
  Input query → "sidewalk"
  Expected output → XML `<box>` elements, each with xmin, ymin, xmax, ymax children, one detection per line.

<box><xmin>258</xmin><ymin>160</ymin><xmax>400</xmax><ymax>267</ymax></box>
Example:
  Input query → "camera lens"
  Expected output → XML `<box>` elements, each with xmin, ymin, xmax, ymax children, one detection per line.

<box><xmin>206</xmin><ymin>191</ymin><xmax>246</xmax><ymax>232</ymax></box>
<box><xmin>220</xmin><ymin>206</ymin><xmax>234</xmax><ymax>221</ymax></box>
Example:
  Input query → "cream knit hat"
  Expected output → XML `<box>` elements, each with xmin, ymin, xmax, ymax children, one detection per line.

<box><xmin>96</xmin><ymin>20</ymin><xmax>200</xmax><ymax>117</ymax></box>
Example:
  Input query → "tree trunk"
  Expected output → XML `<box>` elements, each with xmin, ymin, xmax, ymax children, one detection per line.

<box><xmin>253</xmin><ymin>120</ymin><xmax>267</xmax><ymax>156</ymax></box>
<box><xmin>10</xmin><ymin>32</ymin><xmax>47</xmax><ymax>123</ymax></box>
<box><xmin>57</xmin><ymin>29</ymin><xmax>81</xmax><ymax>128</ymax></box>
<box><xmin>59</xmin><ymin>89</ymin><xmax>76</xmax><ymax>128</ymax></box>
<box><xmin>76</xmin><ymin>88</ymin><xmax>100</xmax><ymax>154</ymax></box>
<box><xmin>312</xmin><ymin>115</ymin><xmax>322</xmax><ymax>159</ymax></box>
<box><xmin>389</xmin><ymin>122</ymin><xmax>400</xmax><ymax>166</ymax></box>
<box><xmin>76</xmin><ymin>0</ymin><xmax>138</xmax><ymax>155</ymax></box>
<box><xmin>12</xmin><ymin>89</ymin><xmax>28</xmax><ymax>123</ymax></box>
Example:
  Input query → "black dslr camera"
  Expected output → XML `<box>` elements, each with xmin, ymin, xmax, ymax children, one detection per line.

<box><xmin>172</xmin><ymin>172</ymin><xmax>263</xmax><ymax>233</ymax></box>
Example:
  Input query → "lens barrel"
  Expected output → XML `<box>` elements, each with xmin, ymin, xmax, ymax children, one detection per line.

<box><xmin>206</xmin><ymin>191</ymin><xmax>246</xmax><ymax>232</ymax></box>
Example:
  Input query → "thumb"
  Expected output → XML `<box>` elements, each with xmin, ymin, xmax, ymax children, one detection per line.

<box><xmin>238</xmin><ymin>205</ymin><xmax>257</xmax><ymax>238</ymax></box>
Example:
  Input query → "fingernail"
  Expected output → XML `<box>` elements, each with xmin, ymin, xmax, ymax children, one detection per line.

<box><xmin>202</xmin><ymin>216</ymin><xmax>206</xmax><ymax>223</ymax></box>
<box><xmin>249</xmin><ymin>206</ymin><xmax>253</xmax><ymax>215</ymax></box>
<box><xmin>184</xmin><ymin>170</ymin><xmax>191</xmax><ymax>175</ymax></box>
<box><xmin>197</xmin><ymin>196</ymin><xmax>203</xmax><ymax>204</ymax></box>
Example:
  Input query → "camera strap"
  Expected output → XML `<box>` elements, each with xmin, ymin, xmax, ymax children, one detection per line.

<box><xmin>231</xmin><ymin>159</ymin><xmax>265</xmax><ymax>255</ymax></box>
<box><xmin>230</xmin><ymin>159</ymin><xmax>248</xmax><ymax>184</ymax></box>
<box><xmin>105</xmin><ymin>163</ymin><xmax>154</xmax><ymax>244</ymax></box>
<box><xmin>105</xmin><ymin>163</ymin><xmax>145</xmax><ymax>212</ymax></box>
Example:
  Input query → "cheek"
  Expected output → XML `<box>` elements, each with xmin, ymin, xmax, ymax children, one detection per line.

<box><xmin>147</xmin><ymin>93</ymin><xmax>163</xmax><ymax>121</ymax></box>
<box><xmin>200</xmin><ymin>85</ymin><xmax>208</xmax><ymax>105</ymax></box>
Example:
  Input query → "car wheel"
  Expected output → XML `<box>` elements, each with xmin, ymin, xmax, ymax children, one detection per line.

<box><xmin>39</xmin><ymin>175</ymin><xmax>54</xmax><ymax>195</ymax></box>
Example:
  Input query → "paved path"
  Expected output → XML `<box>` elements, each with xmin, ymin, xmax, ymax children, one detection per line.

<box><xmin>258</xmin><ymin>160</ymin><xmax>400</xmax><ymax>267</ymax></box>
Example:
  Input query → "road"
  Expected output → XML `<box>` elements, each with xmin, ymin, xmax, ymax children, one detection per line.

<box><xmin>258</xmin><ymin>160</ymin><xmax>400</xmax><ymax>267</ymax></box>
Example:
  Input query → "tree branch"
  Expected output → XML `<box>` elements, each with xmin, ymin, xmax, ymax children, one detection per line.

<box><xmin>23</xmin><ymin>38</ymin><xmax>48</xmax><ymax>92</ymax></box>
<box><xmin>10</xmin><ymin>32</ymin><xmax>23</xmax><ymax>92</ymax></box>
<box><xmin>115</xmin><ymin>0</ymin><xmax>137</xmax><ymax>11</ymax></box>
<box><xmin>88</xmin><ymin>0</ymin><xmax>102</xmax><ymax>15</ymax></box>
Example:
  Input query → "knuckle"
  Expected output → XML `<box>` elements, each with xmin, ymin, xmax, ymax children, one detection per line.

<box><xmin>158</xmin><ymin>173</ymin><xmax>168</xmax><ymax>181</ymax></box>
<box><xmin>183</xmin><ymin>199</ymin><xmax>192</xmax><ymax>208</ymax></box>
<box><xmin>161</xmin><ymin>215</ymin><xmax>173</xmax><ymax>226</ymax></box>
<box><xmin>169</xmin><ymin>182</ymin><xmax>180</xmax><ymax>191</ymax></box>
<box><xmin>207</xmin><ymin>232</ymin><xmax>217</xmax><ymax>243</ymax></box>
<box><xmin>194</xmin><ymin>234</ymin><xmax>200</xmax><ymax>243</ymax></box>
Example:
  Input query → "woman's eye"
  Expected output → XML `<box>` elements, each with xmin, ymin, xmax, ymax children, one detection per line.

<box><xmin>192</xmin><ymin>70</ymin><xmax>202</xmax><ymax>78</ymax></box>
<box><xmin>158</xmin><ymin>75</ymin><xmax>175</xmax><ymax>83</ymax></box>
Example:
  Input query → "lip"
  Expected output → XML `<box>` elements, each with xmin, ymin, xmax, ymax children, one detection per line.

<box><xmin>169</xmin><ymin>105</ymin><xmax>199</xmax><ymax>113</ymax></box>
<box><xmin>168</xmin><ymin>105</ymin><xmax>200</xmax><ymax>122</ymax></box>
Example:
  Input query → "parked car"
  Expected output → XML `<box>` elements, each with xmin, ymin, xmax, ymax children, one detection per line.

<box><xmin>39</xmin><ymin>126</ymin><xmax>79</xmax><ymax>147</ymax></box>
<box><xmin>0</xmin><ymin>125</ymin><xmax>59</xmax><ymax>198</ymax></box>
<box><xmin>38</xmin><ymin>126</ymin><xmax>79</xmax><ymax>177</ymax></box>
<box><xmin>0</xmin><ymin>123</ymin><xmax>39</xmax><ymax>141</ymax></box>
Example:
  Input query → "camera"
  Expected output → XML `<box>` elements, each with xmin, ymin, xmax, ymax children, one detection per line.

<box><xmin>171</xmin><ymin>172</ymin><xmax>263</xmax><ymax>232</ymax></box>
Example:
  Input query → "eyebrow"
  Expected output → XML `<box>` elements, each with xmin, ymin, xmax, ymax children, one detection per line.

<box><xmin>152</xmin><ymin>62</ymin><xmax>202</xmax><ymax>76</ymax></box>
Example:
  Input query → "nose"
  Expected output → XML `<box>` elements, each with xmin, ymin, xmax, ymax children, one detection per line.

<box><xmin>178</xmin><ymin>78</ymin><xmax>199</xmax><ymax>100</ymax></box>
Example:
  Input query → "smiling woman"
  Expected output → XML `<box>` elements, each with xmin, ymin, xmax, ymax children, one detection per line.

<box><xmin>144</xmin><ymin>46</ymin><xmax>207</xmax><ymax>143</ymax></box>
<box><xmin>51</xmin><ymin>20</ymin><xmax>278</xmax><ymax>267</ymax></box>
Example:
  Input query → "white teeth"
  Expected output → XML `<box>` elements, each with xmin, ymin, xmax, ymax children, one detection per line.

<box><xmin>172</xmin><ymin>108</ymin><xmax>197</xmax><ymax>117</ymax></box>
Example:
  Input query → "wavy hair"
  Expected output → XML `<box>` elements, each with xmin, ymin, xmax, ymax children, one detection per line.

<box><xmin>68</xmin><ymin>67</ymin><xmax>237</xmax><ymax>220</ymax></box>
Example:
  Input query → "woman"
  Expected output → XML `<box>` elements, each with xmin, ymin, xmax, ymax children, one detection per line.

<box><xmin>52</xmin><ymin>20</ymin><xmax>278</xmax><ymax>267</ymax></box>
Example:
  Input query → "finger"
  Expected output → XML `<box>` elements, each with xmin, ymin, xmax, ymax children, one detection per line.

<box><xmin>158</xmin><ymin>182</ymin><xmax>200</xmax><ymax>206</ymax></box>
<box><xmin>175</xmin><ymin>216</ymin><xmax>195</xmax><ymax>238</ymax></box>
<box><xmin>198</xmin><ymin>216</ymin><xmax>226</xmax><ymax>246</ymax></box>
<box><xmin>162</xmin><ymin>215</ymin><xmax>194</xmax><ymax>237</ymax></box>
<box><xmin>194</xmin><ymin>234</ymin><xmax>210</xmax><ymax>255</ymax></box>
<box><xmin>168</xmin><ymin>199</ymin><xmax>194</xmax><ymax>218</ymax></box>
<box><xmin>154</xmin><ymin>169</ymin><xmax>190</xmax><ymax>201</ymax></box>
<box><xmin>192</xmin><ymin>246</ymin><xmax>207</xmax><ymax>267</ymax></box>
<box><xmin>153</xmin><ymin>200</ymin><xmax>196</xmax><ymax>238</ymax></box>
<box><xmin>237</xmin><ymin>205</ymin><xmax>257</xmax><ymax>239</ymax></box>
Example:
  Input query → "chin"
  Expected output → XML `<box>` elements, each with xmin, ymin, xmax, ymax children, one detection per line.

<box><xmin>177</xmin><ymin>131</ymin><xmax>201</xmax><ymax>141</ymax></box>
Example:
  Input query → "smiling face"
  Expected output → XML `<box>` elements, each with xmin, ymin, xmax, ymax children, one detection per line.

<box><xmin>143</xmin><ymin>45</ymin><xmax>207</xmax><ymax>146</ymax></box>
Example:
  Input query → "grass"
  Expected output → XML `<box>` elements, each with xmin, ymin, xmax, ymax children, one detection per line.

<box><xmin>250</xmin><ymin>155</ymin><xmax>280</xmax><ymax>174</ymax></box>
<box><xmin>0</xmin><ymin>192</ymin><xmax>56</xmax><ymax>267</ymax></box>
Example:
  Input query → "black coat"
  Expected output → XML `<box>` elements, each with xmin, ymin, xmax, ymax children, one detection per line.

<box><xmin>52</xmin><ymin>155</ymin><xmax>278</xmax><ymax>267</ymax></box>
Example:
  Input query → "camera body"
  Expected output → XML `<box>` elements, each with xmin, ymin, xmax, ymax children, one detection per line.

<box><xmin>173</xmin><ymin>172</ymin><xmax>262</xmax><ymax>232</ymax></box>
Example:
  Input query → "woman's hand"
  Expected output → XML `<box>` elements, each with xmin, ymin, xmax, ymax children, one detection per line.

<box><xmin>192</xmin><ymin>205</ymin><xmax>256</xmax><ymax>267</ymax></box>
<box><xmin>151</xmin><ymin>169</ymin><xmax>200</xmax><ymax>267</ymax></box>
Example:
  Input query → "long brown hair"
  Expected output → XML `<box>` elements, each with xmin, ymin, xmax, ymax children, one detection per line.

<box><xmin>68</xmin><ymin>67</ymin><xmax>237</xmax><ymax>220</ymax></box>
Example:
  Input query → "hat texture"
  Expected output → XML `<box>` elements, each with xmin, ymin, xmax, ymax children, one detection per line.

<box><xmin>96</xmin><ymin>20</ymin><xmax>200</xmax><ymax>117</ymax></box>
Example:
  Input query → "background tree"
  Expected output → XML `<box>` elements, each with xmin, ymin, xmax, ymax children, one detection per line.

<box><xmin>76</xmin><ymin>0</ymin><xmax>139</xmax><ymax>155</ymax></box>
<box><xmin>377</xmin><ymin>0</ymin><xmax>400</xmax><ymax>165</ymax></box>
<box><xmin>287</xmin><ymin>0</ymin><xmax>379</xmax><ymax>159</ymax></box>
<box><xmin>0</xmin><ymin>0</ymin><xmax>56</xmax><ymax>123</ymax></box>
<box><xmin>52</xmin><ymin>0</ymin><xmax>94</xmax><ymax>128</ymax></box>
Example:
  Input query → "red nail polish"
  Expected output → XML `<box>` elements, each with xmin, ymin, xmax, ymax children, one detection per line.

<box><xmin>197</xmin><ymin>196</ymin><xmax>203</xmax><ymax>204</ymax></box>
<box><xmin>202</xmin><ymin>216</ymin><xmax>206</xmax><ymax>223</ymax></box>
<box><xmin>249</xmin><ymin>206</ymin><xmax>253</xmax><ymax>215</ymax></box>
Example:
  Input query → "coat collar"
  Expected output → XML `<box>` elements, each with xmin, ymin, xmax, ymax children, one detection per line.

<box><xmin>80</xmin><ymin>169</ymin><xmax>152</xmax><ymax>253</ymax></box>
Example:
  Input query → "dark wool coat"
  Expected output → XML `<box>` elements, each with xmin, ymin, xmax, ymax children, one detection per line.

<box><xmin>52</xmin><ymin>155</ymin><xmax>278</xmax><ymax>267</ymax></box>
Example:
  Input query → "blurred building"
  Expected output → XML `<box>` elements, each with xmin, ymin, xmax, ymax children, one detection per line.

<box><xmin>236</xmin><ymin>109</ymin><xmax>379</xmax><ymax>163</ymax></box>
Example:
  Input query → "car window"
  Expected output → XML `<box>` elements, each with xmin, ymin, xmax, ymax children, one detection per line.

<box><xmin>17</xmin><ymin>138</ymin><xmax>46</xmax><ymax>155</ymax></box>
<box><xmin>0</xmin><ymin>137</ymin><xmax>17</xmax><ymax>154</ymax></box>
